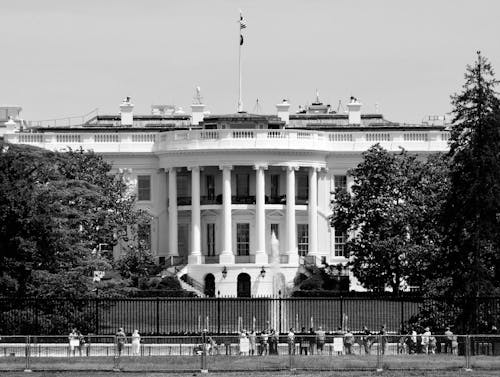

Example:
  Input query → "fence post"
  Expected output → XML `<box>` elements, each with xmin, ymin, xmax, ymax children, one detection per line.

<box><xmin>339</xmin><ymin>296</ymin><xmax>344</xmax><ymax>329</ymax></box>
<box><xmin>289</xmin><ymin>343</ymin><xmax>295</xmax><ymax>372</ymax></box>
<box><xmin>400</xmin><ymin>299</ymin><xmax>404</xmax><ymax>332</ymax></box>
<box><xmin>201</xmin><ymin>330</ymin><xmax>208</xmax><ymax>373</ymax></box>
<box><xmin>217</xmin><ymin>291</ymin><xmax>221</xmax><ymax>334</ymax></box>
<box><xmin>278</xmin><ymin>291</ymin><xmax>282</xmax><ymax>335</ymax></box>
<box><xmin>375</xmin><ymin>334</ymin><xmax>383</xmax><ymax>372</ymax></box>
<box><xmin>95</xmin><ymin>298</ymin><xmax>100</xmax><ymax>335</ymax></box>
<box><xmin>24</xmin><ymin>335</ymin><xmax>32</xmax><ymax>373</ymax></box>
<box><xmin>113</xmin><ymin>335</ymin><xmax>120</xmax><ymax>372</ymax></box>
<box><xmin>465</xmin><ymin>335</ymin><xmax>472</xmax><ymax>371</ymax></box>
<box><xmin>156</xmin><ymin>297</ymin><xmax>160</xmax><ymax>335</ymax></box>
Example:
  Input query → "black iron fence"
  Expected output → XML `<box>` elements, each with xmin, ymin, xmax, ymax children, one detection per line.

<box><xmin>1</xmin><ymin>296</ymin><xmax>500</xmax><ymax>336</ymax></box>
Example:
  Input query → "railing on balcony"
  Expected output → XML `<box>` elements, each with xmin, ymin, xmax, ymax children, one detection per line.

<box><xmin>266</xmin><ymin>196</ymin><xmax>286</xmax><ymax>204</ymax></box>
<box><xmin>295</xmin><ymin>196</ymin><xmax>308</xmax><ymax>205</ymax></box>
<box><xmin>204</xmin><ymin>255</ymin><xmax>220</xmax><ymax>264</ymax></box>
<box><xmin>232</xmin><ymin>196</ymin><xmax>256</xmax><ymax>204</ymax></box>
<box><xmin>177</xmin><ymin>196</ymin><xmax>192</xmax><ymax>206</ymax></box>
<box><xmin>235</xmin><ymin>255</ymin><xmax>255</xmax><ymax>264</ymax></box>
<box><xmin>200</xmin><ymin>195</ymin><xmax>222</xmax><ymax>205</ymax></box>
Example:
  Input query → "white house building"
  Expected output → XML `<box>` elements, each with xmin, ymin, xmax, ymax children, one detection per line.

<box><xmin>1</xmin><ymin>96</ymin><xmax>450</xmax><ymax>297</ymax></box>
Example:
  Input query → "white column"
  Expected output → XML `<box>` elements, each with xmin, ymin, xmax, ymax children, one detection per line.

<box><xmin>286</xmin><ymin>165</ymin><xmax>299</xmax><ymax>264</ymax></box>
<box><xmin>220</xmin><ymin>165</ymin><xmax>234</xmax><ymax>264</ymax></box>
<box><xmin>254</xmin><ymin>164</ymin><xmax>268</xmax><ymax>264</ymax></box>
<box><xmin>308</xmin><ymin>166</ymin><xmax>318</xmax><ymax>259</ymax></box>
<box><xmin>168</xmin><ymin>168</ymin><xmax>178</xmax><ymax>256</ymax></box>
<box><xmin>188</xmin><ymin>166</ymin><xmax>202</xmax><ymax>264</ymax></box>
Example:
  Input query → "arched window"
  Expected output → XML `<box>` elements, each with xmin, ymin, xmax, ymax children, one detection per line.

<box><xmin>237</xmin><ymin>273</ymin><xmax>251</xmax><ymax>298</ymax></box>
<box><xmin>204</xmin><ymin>273</ymin><xmax>215</xmax><ymax>297</ymax></box>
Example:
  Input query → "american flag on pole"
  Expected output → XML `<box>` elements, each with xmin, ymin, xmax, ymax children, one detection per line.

<box><xmin>239</xmin><ymin>13</ymin><xmax>246</xmax><ymax>45</ymax></box>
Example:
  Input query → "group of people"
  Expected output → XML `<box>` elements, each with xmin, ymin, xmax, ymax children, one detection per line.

<box><xmin>68</xmin><ymin>328</ymin><xmax>142</xmax><ymax>356</ymax></box>
<box><xmin>237</xmin><ymin>329</ymin><xmax>280</xmax><ymax>356</ymax></box>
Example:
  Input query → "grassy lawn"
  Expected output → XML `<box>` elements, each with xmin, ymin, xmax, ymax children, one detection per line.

<box><xmin>2</xmin><ymin>354</ymin><xmax>500</xmax><ymax>373</ymax></box>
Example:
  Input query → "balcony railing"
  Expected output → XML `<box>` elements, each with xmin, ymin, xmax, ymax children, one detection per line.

<box><xmin>200</xmin><ymin>195</ymin><xmax>222</xmax><ymax>205</ymax></box>
<box><xmin>235</xmin><ymin>255</ymin><xmax>254</xmax><ymax>264</ymax></box>
<box><xmin>177</xmin><ymin>196</ymin><xmax>192</xmax><ymax>206</ymax></box>
<box><xmin>295</xmin><ymin>196</ymin><xmax>308</xmax><ymax>205</ymax></box>
<box><xmin>6</xmin><ymin>128</ymin><xmax>451</xmax><ymax>155</ymax></box>
<box><xmin>232</xmin><ymin>196</ymin><xmax>255</xmax><ymax>204</ymax></box>
<box><xmin>204</xmin><ymin>255</ymin><xmax>219</xmax><ymax>264</ymax></box>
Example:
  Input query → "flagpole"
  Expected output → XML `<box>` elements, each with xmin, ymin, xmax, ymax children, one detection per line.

<box><xmin>238</xmin><ymin>10</ymin><xmax>243</xmax><ymax>113</ymax></box>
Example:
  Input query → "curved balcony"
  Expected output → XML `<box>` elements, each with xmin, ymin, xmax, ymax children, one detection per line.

<box><xmin>155</xmin><ymin>128</ymin><xmax>450</xmax><ymax>154</ymax></box>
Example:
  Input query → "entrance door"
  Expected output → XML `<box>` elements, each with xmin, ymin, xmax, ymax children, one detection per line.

<box><xmin>237</xmin><ymin>273</ymin><xmax>251</xmax><ymax>297</ymax></box>
<box><xmin>204</xmin><ymin>273</ymin><xmax>215</xmax><ymax>297</ymax></box>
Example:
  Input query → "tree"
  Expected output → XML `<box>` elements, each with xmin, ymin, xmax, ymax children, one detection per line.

<box><xmin>436</xmin><ymin>52</ymin><xmax>500</xmax><ymax>331</ymax></box>
<box><xmin>331</xmin><ymin>145</ymin><xmax>448</xmax><ymax>295</ymax></box>
<box><xmin>0</xmin><ymin>143</ymin><xmax>149</xmax><ymax>298</ymax></box>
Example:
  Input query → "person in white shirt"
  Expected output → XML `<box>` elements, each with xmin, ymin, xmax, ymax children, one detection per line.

<box><xmin>131</xmin><ymin>329</ymin><xmax>141</xmax><ymax>356</ymax></box>
<box><xmin>421</xmin><ymin>327</ymin><xmax>431</xmax><ymax>354</ymax></box>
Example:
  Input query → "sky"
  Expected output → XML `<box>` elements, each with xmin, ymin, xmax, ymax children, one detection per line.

<box><xmin>1</xmin><ymin>0</ymin><xmax>500</xmax><ymax>124</ymax></box>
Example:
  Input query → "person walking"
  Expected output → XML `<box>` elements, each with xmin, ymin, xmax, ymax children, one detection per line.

<box><xmin>131</xmin><ymin>329</ymin><xmax>141</xmax><ymax>356</ymax></box>
<box><xmin>116</xmin><ymin>328</ymin><xmax>127</xmax><ymax>356</ymax></box>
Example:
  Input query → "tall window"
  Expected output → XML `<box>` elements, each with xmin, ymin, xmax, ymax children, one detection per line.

<box><xmin>297</xmin><ymin>175</ymin><xmax>309</xmax><ymax>199</ymax></box>
<box><xmin>271</xmin><ymin>223</ymin><xmax>279</xmax><ymax>240</ymax></box>
<box><xmin>237</xmin><ymin>223</ymin><xmax>250</xmax><ymax>256</ymax></box>
<box><xmin>334</xmin><ymin>233</ymin><xmax>347</xmax><ymax>257</ymax></box>
<box><xmin>236</xmin><ymin>174</ymin><xmax>249</xmax><ymax>197</ymax></box>
<box><xmin>271</xmin><ymin>174</ymin><xmax>280</xmax><ymax>199</ymax></box>
<box><xmin>137</xmin><ymin>175</ymin><xmax>151</xmax><ymax>201</ymax></box>
<box><xmin>297</xmin><ymin>224</ymin><xmax>309</xmax><ymax>256</ymax></box>
<box><xmin>207</xmin><ymin>223</ymin><xmax>216</xmax><ymax>256</ymax></box>
<box><xmin>177</xmin><ymin>174</ymin><xmax>189</xmax><ymax>197</ymax></box>
<box><xmin>138</xmin><ymin>223</ymin><xmax>151</xmax><ymax>251</ymax></box>
<box><xmin>206</xmin><ymin>175</ymin><xmax>215</xmax><ymax>200</ymax></box>
<box><xmin>334</xmin><ymin>175</ymin><xmax>347</xmax><ymax>191</ymax></box>
<box><xmin>178</xmin><ymin>224</ymin><xmax>189</xmax><ymax>256</ymax></box>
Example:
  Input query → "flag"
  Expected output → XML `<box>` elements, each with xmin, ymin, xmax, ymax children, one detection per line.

<box><xmin>239</xmin><ymin>15</ymin><xmax>247</xmax><ymax>29</ymax></box>
<box><xmin>239</xmin><ymin>13</ymin><xmax>246</xmax><ymax>46</ymax></box>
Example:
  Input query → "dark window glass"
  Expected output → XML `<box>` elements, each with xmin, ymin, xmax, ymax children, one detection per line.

<box><xmin>236</xmin><ymin>174</ymin><xmax>249</xmax><ymax>197</ymax></box>
<box><xmin>137</xmin><ymin>175</ymin><xmax>151</xmax><ymax>201</ymax></box>
<box><xmin>297</xmin><ymin>175</ymin><xmax>309</xmax><ymax>199</ymax></box>
<box><xmin>237</xmin><ymin>223</ymin><xmax>250</xmax><ymax>256</ymax></box>
<box><xmin>297</xmin><ymin>224</ymin><xmax>309</xmax><ymax>256</ymax></box>
<box><xmin>271</xmin><ymin>174</ymin><xmax>280</xmax><ymax>199</ymax></box>
<box><xmin>206</xmin><ymin>175</ymin><xmax>215</xmax><ymax>200</ymax></box>
<box><xmin>207</xmin><ymin>223</ymin><xmax>216</xmax><ymax>256</ymax></box>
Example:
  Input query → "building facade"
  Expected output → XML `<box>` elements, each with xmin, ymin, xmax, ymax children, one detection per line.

<box><xmin>2</xmin><ymin>97</ymin><xmax>450</xmax><ymax>297</ymax></box>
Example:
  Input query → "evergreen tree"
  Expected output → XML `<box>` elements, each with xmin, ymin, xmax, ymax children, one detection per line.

<box><xmin>439</xmin><ymin>52</ymin><xmax>500</xmax><ymax>331</ymax></box>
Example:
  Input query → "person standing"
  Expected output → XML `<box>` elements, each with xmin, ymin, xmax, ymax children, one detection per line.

<box><xmin>315</xmin><ymin>326</ymin><xmax>326</xmax><ymax>354</ymax></box>
<box><xmin>248</xmin><ymin>330</ymin><xmax>256</xmax><ymax>356</ymax></box>
<box><xmin>379</xmin><ymin>325</ymin><xmax>387</xmax><ymax>355</ymax></box>
<box><xmin>116</xmin><ymin>328</ymin><xmax>127</xmax><ymax>356</ymax></box>
<box><xmin>260</xmin><ymin>330</ymin><xmax>269</xmax><ymax>356</ymax></box>
<box><xmin>421</xmin><ymin>327</ymin><xmax>431</xmax><ymax>354</ymax></box>
<box><xmin>68</xmin><ymin>328</ymin><xmax>79</xmax><ymax>357</ymax></box>
<box><xmin>131</xmin><ymin>329</ymin><xmax>141</xmax><ymax>356</ymax></box>
<box><xmin>344</xmin><ymin>328</ymin><xmax>355</xmax><ymax>355</ymax></box>
<box><xmin>362</xmin><ymin>326</ymin><xmax>373</xmax><ymax>355</ymax></box>
<box><xmin>299</xmin><ymin>327</ymin><xmax>309</xmax><ymax>355</ymax></box>
<box><xmin>444</xmin><ymin>327</ymin><xmax>453</xmax><ymax>354</ymax></box>
<box><xmin>269</xmin><ymin>329</ymin><xmax>279</xmax><ymax>355</ymax></box>
<box><xmin>308</xmin><ymin>328</ymin><xmax>316</xmax><ymax>355</ymax></box>
<box><xmin>287</xmin><ymin>328</ymin><xmax>295</xmax><ymax>355</ymax></box>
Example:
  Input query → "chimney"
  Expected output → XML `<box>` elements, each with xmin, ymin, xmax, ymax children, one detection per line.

<box><xmin>191</xmin><ymin>86</ymin><xmax>205</xmax><ymax>125</ymax></box>
<box><xmin>276</xmin><ymin>99</ymin><xmax>290</xmax><ymax>125</ymax></box>
<box><xmin>4</xmin><ymin>116</ymin><xmax>18</xmax><ymax>133</ymax></box>
<box><xmin>120</xmin><ymin>97</ymin><xmax>134</xmax><ymax>126</ymax></box>
<box><xmin>347</xmin><ymin>96</ymin><xmax>362</xmax><ymax>125</ymax></box>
